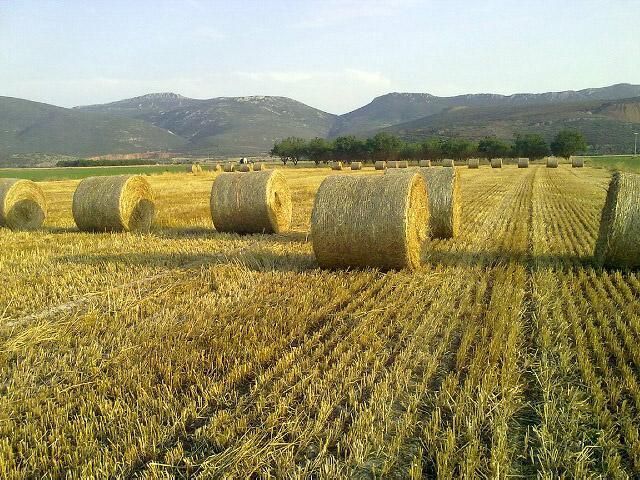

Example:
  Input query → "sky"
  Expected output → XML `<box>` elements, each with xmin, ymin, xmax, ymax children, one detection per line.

<box><xmin>1</xmin><ymin>0</ymin><xmax>639</xmax><ymax>114</ymax></box>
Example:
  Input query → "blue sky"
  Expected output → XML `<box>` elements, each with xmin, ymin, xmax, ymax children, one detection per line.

<box><xmin>1</xmin><ymin>0</ymin><xmax>639</xmax><ymax>114</ymax></box>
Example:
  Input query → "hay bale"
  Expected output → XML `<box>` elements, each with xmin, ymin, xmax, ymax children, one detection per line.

<box><xmin>518</xmin><ymin>158</ymin><xmax>529</xmax><ymax>168</ymax></box>
<box><xmin>374</xmin><ymin>161</ymin><xmax>387</xmax><ymax>170</ymax></box>
<box><xmin>311</xmin><ymin>173</ymin><xmax>428</xmax><ymax>270</ymax></box>
<box><xmin>468</xmin><ymin>158</ymin><xmax>479</xmax><ymax>169</ymax></box>
<box><xmin>214</xmin><ymin>164</ymin><xmax>223</xmax><ymax>172</ymax></box>
<box><xmin>442</xmin><ymin>159</ymin><xmax>455</xmax><ymax>167</ymax></box>
<box><xmin>491</xmin><ymin>158</ymin><xmax>503</xmax><ymax>168</ymax></box>
<box><xmin>253</xmin><ymin>162</ymin><xmax>266</xmax><ymax>171</ymax></box>
<box><xmin>0</xmin><ymin>178</ymin><xmax>46</xmax><ymax>231</ymax></box>
<box><xmin>351</xmin><ymin>162</ymin><xmax>362</xmax><ymax>170</ymax></box>
<box><xmin>398</xmin><ymin>160</ymin><xmax>409</xmax><ymax>168</ymax></box>
<box><xmin>594</xmin><ymin>172</ymin><xmax>640</xmax><ymax>268</ymax></box>
<box><xmin>331</xmin><ymin>161</ymin><xmax>343</xmax><ymax>171</ymax></box>
<box><xmin>416</xmin><ymin>167</ymin><xmax>461</xmax><ymax>239</ymax></box>
<box><xmin>72</xmin><ymin>175</ymin><xmax>155</xmax><ymax>232</ymax></box>
<box><xmin>419</xmin><ymin>160</ymin><xmax>431</xmax><ymax>167</ymax></box>
<box><xmin>572</xmin><ymin>157</ymin><xmax>584</xmax><ymax>168</ymax></box>
<box><xmin>546</xmin><ymin>157</ymin><xmax>558</xmax><ymax>168</ymax></box>
<box><xmin>210</xmin><ymin>170</ymin><xmax>291</xmax><ymax>234</ymax></box>
<box><xmin>238</xmin><ymin>164</ymin><xmax>254</xmax><ymax>172</ymax></box>
<box><xmin>223</xmin><ymin>163</ymin><xmax>236</xmax><ymax>172</ymax></box>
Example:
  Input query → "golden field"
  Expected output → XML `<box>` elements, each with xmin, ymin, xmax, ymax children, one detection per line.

<box><xmin>1</xmin><ymin>165</ymin><xmax>639</xmax><ymax>478</ymax></box>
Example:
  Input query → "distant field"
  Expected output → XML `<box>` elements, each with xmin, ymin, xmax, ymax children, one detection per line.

<box><xmin>0</xmin><ymin>164</ymin><xmax>202</xmax><ymax>181</ymax></box>
<box><xmin>579</xmin><ymin>154</ymin><xmax>640</xmax><ymax>173</ymax></box>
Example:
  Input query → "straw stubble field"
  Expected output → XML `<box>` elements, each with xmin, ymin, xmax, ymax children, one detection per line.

<box><xmin>1</xmin><ymin>165</ymin><xmax>639</xmax><ymax>478</ymax></box>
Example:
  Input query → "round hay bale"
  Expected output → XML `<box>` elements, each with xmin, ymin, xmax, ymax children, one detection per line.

<box><xmin>210</xmin><ymin>170</ymin><xmax>291</xmax><ymax>234</ymax></box>
<box><xmin>416</xmin><ymin>167</ymin><xmax>460</xmax><ymax>239</ymax></box>
<box><xmin>419</xmin><ymin>159</ymin><xmax>431</xmax><ymax>167</ymax></box>
<box><xmin>398</xmin><ymin>160</ymin><xmax>409</xmax><ymax>168</ymax></box>
<box><xmin>468</xmin><ymin>158</ymin><xmax>479</xmax><ymax>169</ymax></box>
<box><xmin>351</xmin><ymin>162</ymin><xmax>362</xmax><ymax>170</ymax></box>
<box><xmin>213</xmin><ymin>164</ymin><xmax>223</xmax><ymax>172</ymax></box>
<box><xmin>594</xmin><ymin>172</ymin><xmax>640</xmax><ymax>268</ymax></box>
<box><xmin>223</xmin><ymin>163</ymin><xmax>236</xmax><ymax>172</ymax></box>
<box><xmin>491</xmin><ymin>158</ymin><xmax>503</xmax><ymax>168</ymax></box>
<box><xmin>331</xmin><ymin>161</ymin><xmax>344</xmax><ymax>171</ymax></box>
<box><xmin>238</xmin><ymin>164</ymin><xmax>254</xmax><ymax>172</ymax></box>
<box><xmin>442</xmin><ymin>159</ymin><xmax>455</xmax><ymax>167</ymax></box>
<box><xmin>311</xmin><ymin>173</ymin><xmax>428</xmax><ymax>270</ymax></box>
<box><xmin>518</xmin><ymin>158</ymin><xmax>529</xmax><ymax>168</ymax></box>
<box><xmin>253</xmin><ymin>162</ymin><xmax>266</xmax><ymax>171</ymax></box>
<box><xmin>72</xmin><ymin>175</ymin><xmax>155</xmax><ymax>232</ymax></box>
<box><xmin>374</xmin><ymin>160</ymin><xmax>387</xmax><ymax>170</ymax></box>
<box><xmin>388</xmin><ymin>161</ymin><xmax>400</xmax><ymax>168</ymax></box>
<box><xmin>572</xmin><ymin>157</ymin><xmax>584</xmax><ymax>168</ymax></box>
<box><xmin>546</xmin><ymin>157</ymin><xmax>558</xmax><ymax>168</ymax></box>
<box><xmin>0</xmin><ymin>178</ymin><xmax>46</xmax><ymax>231</ymax></box>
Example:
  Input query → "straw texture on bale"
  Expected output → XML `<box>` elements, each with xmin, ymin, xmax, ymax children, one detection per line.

<box><xmin>388</xmin><ymin>160</ymin><xmax>409</xmax><ymax>168</ymax></box>
<box><xmin>186</xmin><ymin>164</ymin><xmax>200</xmax><ymax>174</ymax></box>
<box><xmin>419</xmin><ymin>160</ymin><xmax>431</xmax><ymax>167</ymax></box>
<box><xmin>213</xmin><ymin>164</ymin><xmax>223</xmax><ymax>172</ymax></box>
<box><xmin>223</xmin><ymin>163</ymin><xmax>236</xmax><ymax>172</ymax></box>
<box><xmin>546</xmin><ymin>157</ymin><xmax>558</xmax><ymax>168</ymax></box>
<box><xmin>210</xmin><ymin>170</ymin><xmax>292</xmax><ymax>234</ymax></box>
<box><xmin>571</xmin><ymin>157</ymin><xmax>584</xmax><ymax>168</ymax></box>
<box><xmin>518</xmin><ymin>158</ymin><xmax>529</xmax><ymax>168</ymax></box>
<box><xmin>0</xmin><ymin>178</ymin><xmax>46</xmax><ymax>231</ymax></box>
<box><xmin>442</xmin><ymin>159</ymin><xmax>455</xmax><ymax>167</ymax></box>
<box><xmin>238</xmin><ymin>164</ymin><xmax>254</xmax><ymax>172</ymax></box>
<box><xmin>594</xmin><ymin>172</ymin><xmax>640</xmax><ymax>268</ymax></box>
<box><xmin>416</xmin><ymin>167</ymin><xmax>461</xmax><ymax>239</ymax></box>
<box><xmin>253</xmin><ymin>162</ymin><xmax>266</xmax><ymax>171</ymax></box>
<box><xmin>72</xmin><ymin>175</ymin><xmax>155</xmax><ymax>232</ymax></box>
<box><xmin>331</xmin><ymin>161</ymin><xmax>343</xmax><ymax>171</ymax></box>
<box><xmin>374</xmin><ymin>160</ymin><xmax>387</xmax><ymax>170</ymax></box>
<box><xmin>491</xmin><ymin>158</ymin><xmax>503</xmax><ymax>168</ymax></box>
<box><xmin>468</xmin><ymin>158</ymin><xmax>479</xmax><ymax>169</ymax></box>
<box><xmin>311</xmin><ymin>173</ymin><xmax>428</xmax><ymax>270</ymax></box>
<box><xmin>351</xmin><ymin>162</ymin><xmax>362</xmax><ymax>170</ymax></box>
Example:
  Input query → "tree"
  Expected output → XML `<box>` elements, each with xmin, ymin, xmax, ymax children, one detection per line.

<box><xmin>366</xmin><ymin>133</ymin><xmax>403</xmax><ymax>161</ymax></box>
<box><xmin>305</xmin><ymin>138</ymin><xmax>333</xmax><ymax>165</ymax></box>
<box><xmin>550</xmin><ymin>130</ymin><xmax>587</xmax><ymax>159</ymax></box>
<box><xmin>513</xmin><ymin>133</ymin><xmax>549</xmax><ymax>160</ymax></box>
<box><xmin>420</xmin><ymin>138</ymin><xmax>445</xmax><ymax>160</ymax></box>
<box><xmin>399</xmin><ymin>142</ymin><xmax>421</xmax><ymax>161</ymax></box>
<box><xmin>477</xmin><ymin>137</ymin><xmax>512</xmax><ymax>159</ymax></box>
<box><xmin>441</xmin><ymin>138</ymin><xmax>477</xmax><ymax>160</ymax></box>
<box><xmin>270</xmin><ymin>137</ymin><xmax>306</xmax><ymax>165</ymax></box>
<box><xmin>334</xmin><ymin>135</ymin><xmax>367</xmax><ymax>163</ymax></box>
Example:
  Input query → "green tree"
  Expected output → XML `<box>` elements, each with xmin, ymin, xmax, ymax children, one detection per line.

<box><xmin>270</xmin><ymin>137</ymin><xmax>306</xmax><ymax>165</ymax></box>
<box><xmin>420</xmin><ymin>138</ymin><xmax>445</xmax><ymax>160</ymax></box>
<box><xmin>441</xmin><ymin>138</ymin><xmax>477</xmax><ymax>160</ymax></box>
<box><xmin>305</xmin><ymin>137</ymin><xmax>333</xmax><ymax>165</ymax></box>
<box><xmin>513</xmin><ymin>133</ymin><xmax>549</xmax><ymax>160</ymax></box>
<box><xmin>334</xmin><ymin>135</ymin><xmax>367</xmax><ymax>162</ymax></box>
<box><xmin>550</xmin><ymin>130</ymin><xmax>587</xmax><ymax>159</ymax></box>
<box><xmin>399</xmin><ymin>142</ymin><xmax>421</xmax><ymax>161</ymax></box>
<box><xmin>366</xmin><ymin>132</ymin><xmax>403</xmax><ymax>161</ymax></box>
<box><xmin>477</xmin><ymin>137</ymin><xmax>512</xmax><ymax>159</ymax></box>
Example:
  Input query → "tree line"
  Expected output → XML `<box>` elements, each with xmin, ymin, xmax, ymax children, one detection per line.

<box><xmin>270</xmin><ymin>130</ymin><xmax>587</xmax><ymax>165</ymax></box>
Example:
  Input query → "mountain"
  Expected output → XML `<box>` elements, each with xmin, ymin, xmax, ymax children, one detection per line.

<box><xmin>77</xmin><ymin>94</ymin><xmax>337</xmax><ymax>155</ymax></box>
<box><xmin>377</xmin><ymin>97</ymin><xmax>640</xmax><ymax>154</ymax></box>
<box><xmin>0</xmin><ymin>96</ymin><xmax>186</xmax><ymax>157</ymax></box>
<box><xmin>331</xmin><ymin>83</ymin><xmax>640</xmax><ymax>136</ymax></box>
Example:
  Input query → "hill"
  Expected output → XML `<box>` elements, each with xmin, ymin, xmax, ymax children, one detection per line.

<box><xmin>377</xmin><ymin>97</ymin><xmax>640</xmax><ymax>154</ymax></box>
<box><xmin>331</xmin><ymin>83</ymin><xmax>640</xmax><ymax>136</ymax></box>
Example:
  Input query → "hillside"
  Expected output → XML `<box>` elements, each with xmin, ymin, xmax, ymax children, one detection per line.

<box><xmin>331</xmin><ymin>83</ymin><xmax>640</xmax><ymax>136</ymax></box>
<box><xmin>77</xmin><ymin>92</ymin><xmax>200</xmax><ymax>118</ymax></box>
<box><xmin>0</xmin><ymin>96</ymin><xmax>186</xmax><ymax>158</ymax></box>
<box><xmin>377</xmin><ymin>97</ymin><xmax>640</xmax><ymax>154</ymax></box>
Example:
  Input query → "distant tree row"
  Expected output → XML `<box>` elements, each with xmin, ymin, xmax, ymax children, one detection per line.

<box><xmin>56</xmin><ymin>158</ymin><xmax>159</xmax><ymax>167</ymax></box>
<box><xmin>270</xmin><ymin>130</ymin><xmax>587</xmax><ymax>165</ymax></box>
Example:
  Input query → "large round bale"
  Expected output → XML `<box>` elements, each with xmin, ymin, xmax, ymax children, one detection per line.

<box><xmin>398</xmin><ymin>160</ymin><xmax>409</xmax><ymax>168</ymax></box>
<box><xmin>311</xmin><ymin>173</ymin><xmax>428</xmax><ymax>270</ymax></box>
<box><xmin>594</xmin><ymin>172</ymin><xmax>640</xmax><ymax>268</ymax></box>
<box><xmin>72</xmin><ymin>175</ymin><xmax>155</xmax><ymax>232</ymax></box>
<box><xmin>210</xmin><ymin>170</ymin><xmax>292</xmax><ymax>234</ymax></box>
<box><xmin>546</xmin><ymin>157</ymin><xmax>558</xmax><ymax>168</ymax></box>
<box><xmin>213</xmin><ymin>164</ymin><xmax>223</xmax><ymax>172</ymax></box>
<box><xmin>442</xmin><ymin>159</ymin><xmax>455</xmax><ymax>167</ymax></box>
<box><xmin>491</xmin><ymin>158</ymin><xmax>503</xmax><ymax>168</ymax></box>
<box><xmin>374</xmin><ymin>160</ymin><xmax>387</xmax><ymax>170</ymax></box>
<box><xmin>238</xmin><ymin>164</ymin><xmax>253</xmax><ymax>172</ymax></box>
<box><xmin>416</xmin><ymin>167</ymin><xmax>461</xmax><ymax>239</ymax></box>
<box><xmin>223</xmin><ymin>163</ymin><xmax>236</xmax><ymax>172</ymax></box>
<box><xmin>186</xmin><ymin>164</ymin><xmax>200</xmax><ymax>174</ymax></box>
<box><xmin>518</xmin><ymin>158</ymin><xmax>529</xmax><ymax>168</ymax></box>
<box><xmin>351</xmin><ymin>162</ymin><xmax>362</xmax><ymax>170</ymax></box>
<box><xmin>572</xmin><ymin>157</ymin><xmax>585</xmax><ymax>168</ymax></box>
<box><xmin>419</xmin><ymin>159</ymin><xmax>431</xmax><ymax>167</ymax></box>
<box><xmin>253</xmin><ymin>162</ymin><xmax>266</xmax><ymax>171</ymax></box>
<box><xmin>0</xmin><ymin>179</ymin><xmax>46</xmax><ymax>231</ymax></box>
<box><xmin>468</xmin><ymin>158</ymin><xmax>479</xmax><ymax>169</ymax></box>
<box><xmin>331</xmin><ymin>161</ymin><xmax>344</xmax><ymax>171</ymax></box>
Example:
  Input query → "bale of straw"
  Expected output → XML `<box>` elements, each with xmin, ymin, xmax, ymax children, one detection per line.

<box><xmin>214</xmin><ymin>164</ymin><xmax>223</xmax><ymax>172</ymax></box>
<box><xmin>546</xmin><ymin>157</ymin><xmax>558</xmax><ymax>168</ymax></box>
<box><xmin>571</xmin><ymin>157</ymin><xmax>584</xmax><ymax>168</ymax></box>
<box><xmin>331</xmin><ymin>161</ymin><xmax>343</xmax><ymax>171</ymax></box>
<box><xmin>518</xmin><ymin>158</ymin><xmax>529</xmax><ymax>168</ymax></box>
<box><xmin>238</xmin><ymin>164</ymin><xmax>254</xmax><ymax>172</ymax></box>
<box><xmin>594</xmin><ymin>172</ymin><xmax>640</xmax><ymax>268</ymax></box>
<box><xmin>311</xmin><ymin>173</ymin><xmax>428</xmax><ymax>270</ymax></box>
<box><xmin>223</xmin><ymin>163</ymin><xmax>236</xmax><ymax>172</ymax></box>
<box><xmin>253</xmin><ymin>162</ymin><xmax>266</xmax><ymax>171</ymax></box>
<box><xmin>351</xmin><ymin>162</ymin><xmax>362</xmax><ymax>170</ymax></box>
<box><xmin>417</xmin><ymin>167</ymin><xmax>460</xmax><ymax>238</ymax></box>
<box><xmin>388</xmin><ymin>161</ymin><xmax>400</xmax><ymax>168</ymax></box>
<box><xmin>442</xmin><ymin>159</ymin><xmax>455</xmax><ymax>167</ymax></box>
<box><xmin>72</xmin><ymin>175</ymin><xmax>155</xmax><ymax>232</ymax></box>
<box><xmin>491</xmin><ymin>158</ymin><xmax>503</xmax><ymax>168</ymax></box>
<box><xmin>398</xmin><ymin>160</ymin><xmax>409</xmax><ymax>168</ymax></box>
<box><xmin>419</xmin><ymin>159</ymin><xmax>431</xmax><ymax>167</ymax></box>
<box><xmin>210</xmin><ymin>170</ymin><xmax>291</xmax><ymax>234</ymax></box>
<box><xmin>374</xmin><ymin>161</ymin><xmax>387</xmax><ymax>170</ymax></box>
<box><xmin>0</xmin><ymin>178</ymin><xmax>46</xmax><ymax>231</ymax></box>
<box><xmin>468</xmin><ymin>158</ymin><xmax>479</xmax><ymax>169</ymax></box>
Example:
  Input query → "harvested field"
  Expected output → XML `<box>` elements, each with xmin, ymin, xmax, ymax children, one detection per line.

<box><xmin>1</xmin><ymin>165</ymin><xmax>639</xmax><ymax>478</ymax></box>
